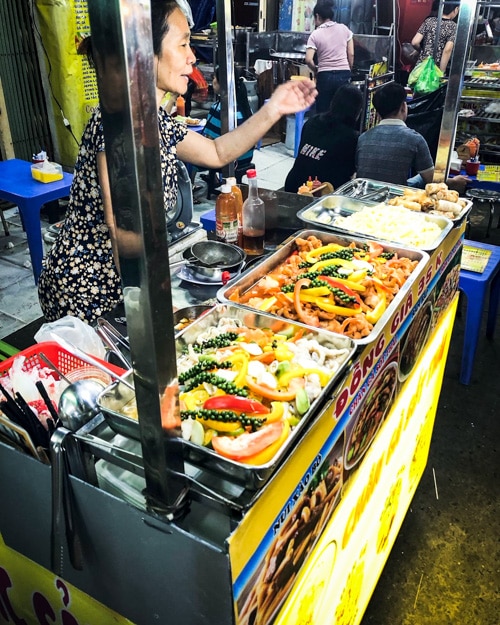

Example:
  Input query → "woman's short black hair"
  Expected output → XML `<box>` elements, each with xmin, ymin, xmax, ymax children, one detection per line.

<box><xmin>313</xmin><ymin>1</ymin><xmax>334</xmax><ymax>21</ymax></box>
<box><xmin>372</xmin><ymin>82</ymin><xmax>406</xmax><ymax>118</ymax></box>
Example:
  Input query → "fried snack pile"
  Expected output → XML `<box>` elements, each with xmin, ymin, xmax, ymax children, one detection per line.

<box><xmin>387</xmin><ymin>183</ymin><xmax>467</xmax><ymax>218</ymax></box>
<box><xmin>229</xmin><ymin>236</ymin><xmax>419</xmax><ymax>339</ymax></box>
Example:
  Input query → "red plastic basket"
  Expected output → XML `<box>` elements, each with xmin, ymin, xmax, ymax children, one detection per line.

<box><xmin>0</xmin><ymin>341</ymin><xmax>126</xmax><ymax>380</ymax></box>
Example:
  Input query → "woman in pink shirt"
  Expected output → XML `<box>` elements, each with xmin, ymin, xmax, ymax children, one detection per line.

<box><xmin>305</xmin><ymin>1</ymin><xmax>354</xmax><ymax>113</ymax></box>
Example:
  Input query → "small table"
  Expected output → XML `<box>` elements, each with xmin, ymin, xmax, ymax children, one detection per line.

<box><xmin>0</xmin><ymin>159</ymin><xmax>73</xmax><ymax>284</ymax></box>
<box><xmin>458</xmin><ymin>240</ymin><xmax>500</xmax><ymax>384</ymax></box>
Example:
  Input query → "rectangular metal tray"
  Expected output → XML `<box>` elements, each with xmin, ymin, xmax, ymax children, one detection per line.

<box><xmin>297</xmin><ymin>192</ymin><xmax>453</xmax><ymax>251</ymax></box>
<box><xmin>217</xmin><ymin>230</ymin><xmax>430</xmax><ymax>347</ymax></box>
<box><xmin>332</xmin><ymin>178</ymin><xmax>473</xmax><ymax>223</ymax></box>
<box><xmin>97</xmin><ymin>303</ymin><xmax>356</xmax><ymax>491</ymax></box>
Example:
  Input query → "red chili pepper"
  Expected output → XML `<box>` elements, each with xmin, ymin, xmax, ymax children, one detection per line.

<box><xmin>222</xmin><ymin>270</ymin><xmax>231</xmax><ymax>285</ymax></box>
<box><xmin>319</xmin><ymin>275</ymin><xmax>363</xmax><ymax>305</ymax></box>
<box><xmin>203</xmin><ymin>395</ymin><xmax>270</xmax><ymax>414</ymax></box>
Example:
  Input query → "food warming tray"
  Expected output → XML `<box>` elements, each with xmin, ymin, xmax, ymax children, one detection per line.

<box><xmin>297</xmin><ymin>193</ymin><xmax>453</xmax><ymax>251</ymax></box>
<box><xmin>97</xmin><ymin>303</ymin><xmax>356</xmax><ymax>491</ymax></box>
<box><xmin>217</xmin><ymin>230</ymin><xmax>430</xmax><ymax>347</ymax></box>
<box><xmin>332</xmin><ymin>178</ymin><xmax>473</xmax><ymax>223</ymax></box>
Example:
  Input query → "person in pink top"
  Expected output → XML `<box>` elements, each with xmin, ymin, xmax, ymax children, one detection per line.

<box><xmin>305</xmin><ymin>0</ymin><xmax>354</xmax><ymax>113</ymax></box>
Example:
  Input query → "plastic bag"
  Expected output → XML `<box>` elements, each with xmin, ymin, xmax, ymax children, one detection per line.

<box><xmin>401</xmin><ymin>42</ymin><xmax>419</xmax><ymax>67</ymax></box>
<box><xmin>408</xmin><ymin>57</ymin><xmax>443</xmax><ymax>95</ymax></box>
<box><xmin>34</xmin><ymin>316</ymin><xmax>106</xmax><ymax>359</ymax></box>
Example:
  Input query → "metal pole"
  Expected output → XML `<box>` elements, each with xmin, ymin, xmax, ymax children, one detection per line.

<box><xmin>87</xmin><ymin>0</ymin><xmax>188</xmax><ymax>518</ymax></box>
<box><xmin>216</xmin><ymin>0</ymin><xmax>236</xmax><ymax>179</ymax></box>
<box><xmin>434</xmin><ymin>0</ymin><xmax>478</xmax><ymax>181</ymax></box>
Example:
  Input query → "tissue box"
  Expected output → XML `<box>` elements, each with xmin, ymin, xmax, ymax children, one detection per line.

<box><xmin>31</xmin><ymin>161</ymin><xmax>63</xmax><ymax>183</ymax></box>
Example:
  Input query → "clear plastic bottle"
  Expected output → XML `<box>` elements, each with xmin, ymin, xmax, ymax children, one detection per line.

<box><xmin>242</xmin><ymin>169</ymin><xmax>265</xmax><ymax>255</ymax></box>
<box><xmin>226</xmin><ymin>176</ymin><xmax>243</xmax><ymax>247</ymax></box>
<box><xmin>215</xmin><ymin>184</ymin><xmax>238</xmax><ymax>244</ymax></box>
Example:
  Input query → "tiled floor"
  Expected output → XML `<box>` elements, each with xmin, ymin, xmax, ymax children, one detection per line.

<box><xmin>0</xmin><ymin>142</ymin><xmax>294</xmax><ymax>340</ymax></box>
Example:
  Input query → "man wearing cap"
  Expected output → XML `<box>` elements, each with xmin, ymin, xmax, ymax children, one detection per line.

<box><xmin>355</xmin><ymin>82</ymin><xmax>434</xmax><ymax>187</ymax></box>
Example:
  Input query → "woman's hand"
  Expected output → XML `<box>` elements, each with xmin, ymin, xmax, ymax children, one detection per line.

<box><xmin>265</xmin><ymin>79</ymin><xmax>317</xmax><ymax>119</ymax></box>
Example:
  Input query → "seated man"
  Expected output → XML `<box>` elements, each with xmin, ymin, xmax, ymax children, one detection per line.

<box><xmin>356</xmin><ymin>82</ymin><xmax>434</xmax><ymax>188</ymax></box>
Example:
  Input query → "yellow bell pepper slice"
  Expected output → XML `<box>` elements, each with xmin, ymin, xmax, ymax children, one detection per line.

<box><xmin>259</xmin><ymin>296</ymin><xmax>278</xmax><ymax>312</ymax></box>
<box><xmin>300</xmin><ymin>286</ymin><xmax>332</xmax><ymax>297</ymax></box>
<box><xmin>304</xmin><ymin>243</ymin><xmax>344</xmax><ymax>264</ymax></box>
<box><xmin>197</xmin><ymin>417</ymin><xmax>243</xmax><ymax>433</ymax></box>
<box><xmin>227</xmin><ymin>352</ymin><xmax>249</xmax><ymax>387</ymax></box>
<box><xmin>348</xmin><ymin>269</ymin><xmax>368</xmax><ymax>283</ymax></box>
<box><xmin>309</xmin><ymin>295</ymin><xmax>362</xmax><ymax>316</ymax></box>
<box><xmin>324</xmin><ymin>276</ymin><xmax>366</xmax><ymax>292</ymax></box>
<box><xmin>180</xmin><ymin>389</ymin><xmax>210</xmax><ymax>411</ymax></box>
<box><xmin>309</xmin><ymin>258</ymin><xmax>354</xmax><ymax>273</ymax></box>
<box><xmin>263</xmin><ymin>401</ymin><xmax>285</xmax><ymax>423</ymax></box>
<box><xmin>365</xmin><ymin>289</ymin><xmax>387</xmax><ymax>324</ymax></box>
<box><xmin>243</xmin><ymin>419</ymin><xmax>290</xmax><ymax>465</ymax></box>
<box><xmin>274</xmin><ymin>344</ymin><xmax>294</xmax><ymax>362</ymax></box>
<box><xmin>279</xmin><ymin>367</ymin><xmax>331</xmax><ymax>387</ymax></box>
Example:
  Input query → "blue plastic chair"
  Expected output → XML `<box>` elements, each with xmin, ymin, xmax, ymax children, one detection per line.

<box><xmin>458</xmin><ymin>240</ymin><xmax>500</xmax><ymax>384</ymax></box>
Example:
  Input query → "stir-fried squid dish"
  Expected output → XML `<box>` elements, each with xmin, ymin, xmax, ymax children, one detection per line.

<box><xmin>229</xmin><ymin>235</ymin><xmax>419</xmax><ymax>339</ymax></box>
<box><xmin>177</xmin><ymin>318</ymin><xmax>351</xmax><ymax>464</ymax></box>
<box><xmin>118</xmin><ymin>316</ymin><xmax>351</xmax><ymax>465</ymax></box>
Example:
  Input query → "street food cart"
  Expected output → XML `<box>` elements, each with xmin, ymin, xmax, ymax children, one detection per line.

<box><xmin>0</xmin><ymin>1</ymin><xmax>470</xmax><ymax>623</ymax></box>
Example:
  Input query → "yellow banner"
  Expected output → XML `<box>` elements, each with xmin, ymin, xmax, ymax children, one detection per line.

<box><xmin>35</xmin><ymin>0</ymin><xmax>98</xmax><ymax>167</ymax></box>
<box><xmin>0</xmin><ymin>533</ymin><xmax>132</xmax><ymax>624</ymax></box>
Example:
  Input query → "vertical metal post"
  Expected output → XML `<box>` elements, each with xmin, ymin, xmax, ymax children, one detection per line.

<box><xmin>434</xmin><ymin>0</ymin><xmax>478</xmax><ymax>181</ymax></box>
<box><xmin>87</xmin><ymin>0</ymin><xmax>188</xmax><ymax>518</ymax></box>
<box><xmin>216</xmin><ymin>0</ymin><xmax>236</xmax><ymax>179</ymax></box>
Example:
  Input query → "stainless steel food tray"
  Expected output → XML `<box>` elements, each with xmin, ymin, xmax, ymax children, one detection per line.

<box><xmin>333</xmin><ymin>178</ymin><xmax>473</xmax><ymax>223</ymax></box>
<box><xmin>97</xmin><ymin>303</ymin><xmax>356</xmax><ymax>491</ymax></box>
<box><xmin>297</xmin><ymin>192</ymin><xmax>453</xmax><ymax>251</ymax></box>
<box><xmin>217</xmin><ymin>230</ymin><xmax>430</xmax><ymax>347</ymax></box>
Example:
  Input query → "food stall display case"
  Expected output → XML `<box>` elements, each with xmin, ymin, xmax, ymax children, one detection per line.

<box><xmin>0</xmin><ymin>208</ymin><xmax>464</xmax><ymax>623</ymax></box>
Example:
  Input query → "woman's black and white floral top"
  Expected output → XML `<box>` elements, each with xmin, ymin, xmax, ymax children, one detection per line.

<box><xmin>38</xmin><ymin>106</ymin><xmax>187</xmax><ymax>324</ymax></box>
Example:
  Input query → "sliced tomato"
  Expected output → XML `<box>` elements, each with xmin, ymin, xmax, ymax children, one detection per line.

<box><xmin>203</xmin><ymin>395</ymin><xmax>269</xmax><ymax>414</ymax></box>
<box><xmin>368</xmin><ymin>241</ymin><xmax>384</xmax><ymax>258</ymax></box>
<box><xmin>243</xmin><ymin>419</ymin><xmax>291</xmax><ymax>465</ymax></box>
<box><xmin>211</xmin><ymin>420</ymin><xmax>285</xmax><ymax>461</ymax></box>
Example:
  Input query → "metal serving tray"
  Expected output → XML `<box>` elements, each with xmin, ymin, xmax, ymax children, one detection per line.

<box><xmin>297</xmin><ymin>192</ymin><xmax>453</xmax><ymax>251</ymax></box>
<box><xmin>218</xmin><ymin>230</ymin><xmax>430</xmax><ymax>347</ymax></box>
<box><xmin>333</xmin><ymin>178</ymin><xmax>473</xmax><ymax>223</ymax></box>
<box><xmin>97</xmin><ymin>303</ymin><xmax>356</xmax><ymax>491</ymax></box>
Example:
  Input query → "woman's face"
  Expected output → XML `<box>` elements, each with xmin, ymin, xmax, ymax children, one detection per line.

<box><xmin>155</xmin><ymin>8</ymin><xmax>196</xmax><ymax>96</ymax></box>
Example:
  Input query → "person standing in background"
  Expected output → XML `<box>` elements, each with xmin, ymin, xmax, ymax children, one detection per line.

<box><xmin>305</xmin><ymin>0</ymin><xmax>354</xmax><ymax>114</ymax></box>
<box><xmin>284</xmin><ymin>83</ymin><xmax>363</xmax><ymax>193</ymax></box>
<box><xmin>411</xmin><ymin>1</ymin><xmax>460</xmax><ymax>74</ymax></box>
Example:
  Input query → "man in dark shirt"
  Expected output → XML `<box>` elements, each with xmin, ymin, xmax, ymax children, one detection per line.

<box><xmin>356</xmin><ymin>82</ymin><xmax>435</xmax><ymax>187</ymax></box>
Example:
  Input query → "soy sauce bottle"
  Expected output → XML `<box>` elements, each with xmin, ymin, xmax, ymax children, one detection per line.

<box><xmin>242</xmin><ymin>169</ymin><xmax>265</xmax><ymax>255</ymax></box>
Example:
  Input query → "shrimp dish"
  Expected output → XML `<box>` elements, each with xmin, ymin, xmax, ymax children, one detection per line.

<box><xmin>228</xmin><ymin>235</ymin><xmax>419</xmax><ymax>340</ymax></box>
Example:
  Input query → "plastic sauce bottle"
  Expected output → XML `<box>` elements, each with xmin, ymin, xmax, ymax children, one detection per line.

<box><xmin>226</xmin><ymin>176</ymin><xmax>243</xmax><ymax>247</ymax></box>
<box><xmin>242</xmin><ymin>169</ymin><xmax>265</xmax><ymax>255</ymax></box>
<box><xmin>176</xmin><ymin>95</ymin><xmax>186</xmax><ymax>117</ymax></box>
<box><xmin>215</xmin><ymin>185</ymin><xmax>238</xmax><ymax>244</ymax></box>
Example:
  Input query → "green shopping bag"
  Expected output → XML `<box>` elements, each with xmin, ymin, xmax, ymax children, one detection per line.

<box><xmin>408</xmin><ymin>57</ymin><xmax>443</xmax><ymax>95</ymax></box>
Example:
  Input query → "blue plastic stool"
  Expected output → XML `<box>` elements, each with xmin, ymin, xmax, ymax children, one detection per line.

<box><xmin>458</xmin><ymin>240</ymin><xmax>500</xmax><ymax>385</ymax></box>
<box><xmin>294</xmin><ymin>107</ymin><xmax>310</xmax><ymax>158</ymax></box>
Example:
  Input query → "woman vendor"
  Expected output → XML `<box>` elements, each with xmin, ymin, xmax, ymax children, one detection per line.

<box><xmin>38</xmin><ymin>0</ymin><xmax>317</xmax><ymax>325</ymax></box>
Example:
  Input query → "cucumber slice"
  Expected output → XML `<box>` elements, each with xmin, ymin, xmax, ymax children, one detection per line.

<box><xmin>295</xmin><ymin>388</ymin><xmax>310</xmax><ymax>415</ymax></box>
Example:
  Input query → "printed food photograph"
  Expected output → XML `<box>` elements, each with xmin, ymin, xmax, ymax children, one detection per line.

<box><xmin>237</xmin><ymin>435</ymin><xmax>344</xmax><ymax>625</ymax></box>
<box><xmin>274</xmin><ymin>540</ymin><xmax>338</xmax><ymax>625</ymax></box>
<box><xmin>226</xmin><ymin>234</ymin><xmax>420</xmax><ymax>340</ymax></box>
<box><xmin>398</xmin><ymin>299</ymin><xmax>434</xmax><ymax>382</ymax></box>
<box><xmin>344</xmin><ymin>360</ymin><xmax>398</xmax><ymax>471</ymax></box>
